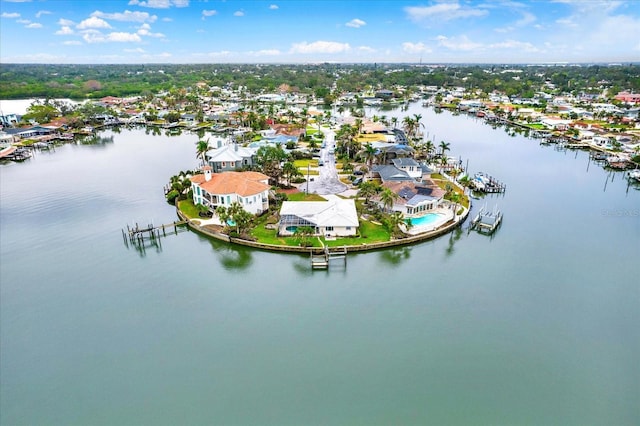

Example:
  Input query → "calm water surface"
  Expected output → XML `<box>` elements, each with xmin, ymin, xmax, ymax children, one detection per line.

<box><xmin>1</xmin><ymin>108</ymin><xmax>639</xmax><ymax>425</ymax></box>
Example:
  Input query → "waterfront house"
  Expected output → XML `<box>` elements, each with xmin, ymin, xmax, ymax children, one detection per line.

<box><xmin>190</xmin><ymin>168</ymin><xmax>270</xmax><ymax>215</ymax></box>
<box><xmin>376</xmin><ymin>180</ymin><xmax>445</xmax><ymax>217</ymax></box>
<box><xmin>278</xmin><ymin>195</ymin><xmax>359</xmax><ymax>238</ymax></box>
<box><xmin>0</xmin><ymin>113</ymin><xmax>20</xmax><ymax>127</ymax></box>
<box><xmin>205</xmin><ymin>143</ymin><xmax>256</xmax><ymax>173</ymax></box>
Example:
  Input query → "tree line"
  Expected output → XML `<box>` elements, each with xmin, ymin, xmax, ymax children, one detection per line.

<box><xmin>2</xmin><ymin>63</ymin><xmax>639</xmax><ymax>101</ymax></box>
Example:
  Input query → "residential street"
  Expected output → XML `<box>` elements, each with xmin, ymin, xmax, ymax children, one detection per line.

<box><xmin>302</xmin><ymin>127</ymin><xmax>349</xmax><ymax>195</ymax></box>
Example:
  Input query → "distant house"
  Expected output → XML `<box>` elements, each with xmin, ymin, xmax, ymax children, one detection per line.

<box><xmin>614</xmin><ymin>92</ymin><xmax>640</xmax><ymax>104</ymax></box>
<box><xmin>278</xmin><ymin>195</ymin><xmax>359</xmax><ymax>237</ymax></box>
<box><xmin>541</xmin><ymin>117</ymin><xmax>572</xmax><ymax>131</ymax></box>
<box><xmin>190</xmin><ymin>168</ymin><xmax>270</xmax><ymax>215</ymax></box>
<box><xmin>3</xmin><ymin>125</ymin><xmax>56</xmax><ymax>139</ymax></box>
<box><xmin>0</xmin><ymin>113</ymin><xmax>20</xmax><ymax>127</ymax></box>
<box><xmin>375</xmin><ymin>89</ymin><xmax>394</xmax><ymax>100</ymax></box>
<box><xmin>206</xmin><ymin>143</ymin><xmax>256</xmax><ymax>173</ymax></box>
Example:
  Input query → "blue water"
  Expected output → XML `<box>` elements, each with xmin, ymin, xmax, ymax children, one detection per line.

<box><xmin>1</xmin><ymin>108</ymin><xmax>638</xmax><ymax>425</ymax></box>
<box><xmin>406</xmin><ymin>212</ymin><xmax>443</xmax><ymax>226</ymax></box>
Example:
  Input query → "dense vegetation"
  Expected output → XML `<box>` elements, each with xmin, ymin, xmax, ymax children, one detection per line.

<box><xmin>1</xmin><ymin>63</ymin><xmax>639</xmax><ymax>100</ymax></box>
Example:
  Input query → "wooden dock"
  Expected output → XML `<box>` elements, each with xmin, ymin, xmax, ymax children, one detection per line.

<box><xmin>311</xmin><ymin>246</ymin><xmax>347</xmax><ymax>269</ymax></box>
<box><xmin>470</xmin><ymin>206</ymin><xmax>502</xmax><ymax>234</ymax></box>
<box><xmin>122</xmin><ymin>220</ymin><xmax>187</xmax><ymax>254</ymax></box>
<box><xmin>471</xmin><ymin>172</ymin><xmax>506</xmax><ymax>193</ymax></box>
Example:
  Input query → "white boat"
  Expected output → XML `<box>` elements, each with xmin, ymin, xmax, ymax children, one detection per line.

<box><xmin>628</xmin><ymin>169</ymin><xmax>640</xmax><ymax>182</ymax></box>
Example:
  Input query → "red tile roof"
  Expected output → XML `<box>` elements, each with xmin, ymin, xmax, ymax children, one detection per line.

<box><xmin>191</xmin><ymin>171</ymin><xmax>270</xmax><ymax>196</ymax></box>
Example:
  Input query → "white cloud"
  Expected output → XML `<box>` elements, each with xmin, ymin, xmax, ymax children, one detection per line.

<box><xmin>128</xmin><ymin>0</ymin><xmax>189</xmax><ymax>8</ymax></box>
<box><xmin>490</xmin><ymin>39</ymin><xmax>541</xmax><ymax>53</ymax></box>
<box><xmin>346</xmin><ymin>18</ymin><xmax>366</xmax><ymax>28</ymax></box>
<box><xmin>436</xmin><ymin>35</ymin><xmax>483</xmax><ymax>51</ymax></box>
<box><xmin>63</xmin><ymin>40</ymin><xmax>82</xmax><ymax>45</ymax></box>
<box><xmin>25</xmin><ymin>22</ymin><xmax>42</xmax><ymax>28</ymax></box>
<box><xmin>162</xmin><ymin>17</ymin><xmax>172</xmax><ymax>22</ymax></box>
<box><xmin>269</xmin><ymin>4</ymin><xmax>279</xmax><ymax>10</ymax></box>
<box><xmin>251</xmin><ymin>49</ymin><xmax>281</xmax><ymax>56</ymax></box>
<box><xmin>290</xmin><ymin>40</ymin><xmax>351</xmax><ymax>54</ymax></box>
<box><xmin>515</xmin><ymin>11</ymin><xmax>536</xmax><ymax>26</ymax></box>
<box><xmin>91</xmin><ymin>10</ymin><xmax>157</xmax><ymax>23</ymax></box>
<box><xmin>82</xmin><ymin>30</ymin><xmax>142</xmax><ymax>43</ymax></box>
<box><xmin>1</xmin><ymin>12</ymin><xmax>20</xmax><ymax>18</ymax></box>
<box><xmin>358</xmin><ymin>46</ymin><xmax>375</xmax><ymax>53</ymax></box>
<box><xmin>58</xmin><ymin>18</ymin><xmax>74</xmax><ymax>26</ymax></box>
<box><xmin>405</xmin><ymin>3</ymin><xmax>488</xmax><ymax>23</ymax></box>
<box><xmin>555</xmin><ymin>17</ymin><xmax>577</xmax><ymax>27</ymax></box>
<box><xmin>207</xmin><ymin>50</ymin><xmax>232</xmax><ymax>58</ymax></box>
<box><xmin>16</xmin><ymin>19</ymin><xmax>30</xmax><ymax>24</ymax></box>
<box><xmin>402</xmin><ymin>42</ymin><xmax>431</xmax><ymax>54</ymax></box>
<box><xmin>137</xmin><ymin>23</ymin><xmax>164</xmax><ymax>37</ymax></box>
<box><xmin>35</xmin><ymin>10</ymin><xmax>52</xmax><ymax>18</ymax></box>
<box><xmin>234</xmin><ymin>11</ymin><xmax>245</xmax><ymax>17</ymax></box>
<box><xmin>55</xmin><ymin>26</ymin><xmax>74</xmax><ymax>35</ymax></box>
<box><xmin>77</xmin><ymin>16</ymin><xmax>112</xmax><ymax>30</ymax></box>
<box><xmin>107</xmin><ymin>32</ymin><xmax>143</xmax><ymax>42</ymax></box>
<box><xmin>202</xmin><ymin>10</ymin><xmax>217</xmax><ymax>18</ymax></box>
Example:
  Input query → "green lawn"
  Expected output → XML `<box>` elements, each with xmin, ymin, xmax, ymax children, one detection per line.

<box><xmin>294</xmin><ymin>159</ymin><xmax>319</xmax><ymax>168</ymax></box>
<box><xmin>323</xmin><ymin>220</ymin><xmax>390</xmax><ymax>247</ymax></box>
<box><xmin>286</xmin><ymin>192</ymin><xmax>327</xmax><ymax>201</ymax></box>
<box><xmin>177</xmin><ymin>198</ymin><xmax>200</xmax><ymax>219</ymax></box>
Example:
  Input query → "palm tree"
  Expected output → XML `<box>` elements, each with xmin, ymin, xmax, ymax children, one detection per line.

<box><xmin>385</xmin><ymin>211</ymin><xmax>406</xmax><ymax>237</ymax></box>
<box><xmin>379</xmin><ymin>187</ymin><xmax>398</xmax><ymax>213</ymax></box>
<box><xmin>357</xmin><ymin>180</ymin><xmax>380</xmax><ymax>206</ymax></box>
<box><xmin>424</xmin><ymin>140</ymin><xmax>435</xmax><ymax>160</ymax></box>
<box><xmin>360</xmin><ymin>143</ymin><xmax>377</xmax><ymax>177</ymax></box>
<box><xmin>439</xmin><ymin>140</ymin><xmax>450</xmax><ymax>158</ymax></box>
<box><xmin>282</xmin><ymin>161</ymin><xmax>300</xmax><ymax>187</ymax></box>
<box><xmin>196</xmin><ymin>139</ymin><xmax>210</xmax><ymax>167</ymax></box>
<box><xmin>449</xmin><ymin>192</ymin><xmax>462</xmax><ymax>219</ymax></box>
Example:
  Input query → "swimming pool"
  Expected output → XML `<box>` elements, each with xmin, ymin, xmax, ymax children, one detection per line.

<box><xmin>405</xmin><ymin>212</ymin><xmax>443</xmax><ymax>226</ymax></box>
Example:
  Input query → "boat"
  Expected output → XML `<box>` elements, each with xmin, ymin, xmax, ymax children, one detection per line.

<box><xmin>470</xmin><ymin>172</ymin><xmax>506</xmax><ymax>193</ymax></box>
<box><xmin>628</xmin><ymin>169</ymin><xmax>640</xmax><ymax>182</ymax></box>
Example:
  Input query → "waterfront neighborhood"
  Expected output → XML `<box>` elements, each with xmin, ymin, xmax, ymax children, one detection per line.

<box><xmin>1</xmin><ymin>64</ymin><xmax>639</xmax><ymax>254</ymax></box>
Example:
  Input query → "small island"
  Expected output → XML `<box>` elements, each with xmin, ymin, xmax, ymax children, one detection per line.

<box><xmin>166</xmin><ymin>115</ymin><xmax>472</xmax><ymax>254</ymax></box>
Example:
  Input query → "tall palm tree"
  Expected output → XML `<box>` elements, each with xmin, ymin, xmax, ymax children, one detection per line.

<box><xmin>380</xmin><ymin>187</ymin><xmax>398</xmax><ymax>213</ymax></box>
<box><xmin>439</xmin><ymin>140</ymin><xmax>451</xmax><ymax>158</ymax></box>
<box><xmin>196</xmin><ymin>139</ymin><xmax>210</xmax><ymax>167</ymax></box>
<box><xmin>360</xmin><ymin>143</ymin><xmax>377</xmax><ymax>177</ymax></box>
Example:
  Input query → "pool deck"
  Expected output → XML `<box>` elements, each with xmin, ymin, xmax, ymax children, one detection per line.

<box><xmin>404</xmin><ymin>207</ymin><xmax>455</xmax><ymax>235</ymax></box>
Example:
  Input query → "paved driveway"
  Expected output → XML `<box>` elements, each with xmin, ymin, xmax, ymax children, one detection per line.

<box><xmin>302</xmin><ymin>128</ymin><xmax>349</xmax><ymax>195</ymax></box>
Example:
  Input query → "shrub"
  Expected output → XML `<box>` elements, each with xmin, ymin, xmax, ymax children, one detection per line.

<box><xmin>166</xmin><ymin>189</ymin><xmax>180</xmax><ymax>204</ymax></box>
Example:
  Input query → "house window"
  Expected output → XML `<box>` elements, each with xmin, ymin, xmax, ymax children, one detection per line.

<box><xmin>346</xmin><ymin>226</ymin><xmax>351</xmax><ymax>230</ymax></box>
<box><xmin>326</xmin><ymin>226</ymin><xmax>334</xmax><ymax>231</ymax></box>
<box><xmin>222</xmin><ymin>162</ymin><xmax>226</xmax><ymax>167</ymax></box>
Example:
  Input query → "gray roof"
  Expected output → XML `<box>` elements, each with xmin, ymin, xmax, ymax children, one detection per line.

<box><xmin>372</xmin><ymin>165</ymin><xmax>413</xmax><ymax>182</ymax></box>
<box><xmin>392</xmin><ymin>157</ymin><xmax>419</xmax><ymax>167</ymax></box>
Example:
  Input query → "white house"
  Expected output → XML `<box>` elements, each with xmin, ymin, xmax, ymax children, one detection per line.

<box><xmin>379</xmin><ymin>181</ymin><xmax>446</xmax><ymax>217</ymax></box>
<box><xmin>391</xmin><ymin>158</ymin><xmax>423</xmax><ymax>180</ymax></box>
<box><xmin>206</xmin><ymin>143</ymin><xmax>256</xmax><ymax>173</ymax></box>
<box><xmin>278</xmin><ymin>195</ymin><xmax>359</xmax><ymax>237</ymax></box>
<box><xmin>190</xmin><ymin>168</ymin><xmax>270</xmax><ymax>215</ymax></box>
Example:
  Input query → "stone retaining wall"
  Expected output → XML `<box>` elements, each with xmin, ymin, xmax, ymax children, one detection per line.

<box><xmin>177</xmin><ymin>207</ymin><xmax>470</xmax><ymax>254</ymax></box>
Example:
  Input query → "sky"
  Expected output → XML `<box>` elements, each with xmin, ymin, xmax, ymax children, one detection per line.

<box><xmin>1</xmin><ymin>0</ymin><xmax>639</xmax><ymax>64</ymax></box>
